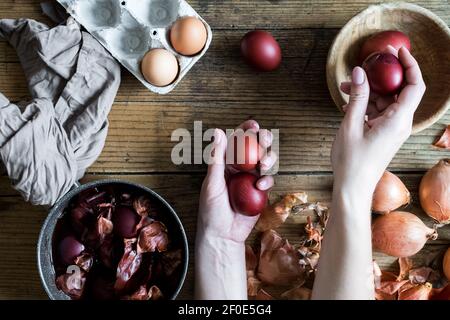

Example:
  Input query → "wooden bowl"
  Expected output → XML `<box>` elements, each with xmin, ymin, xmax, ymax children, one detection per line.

<box><xmin>327</xmin><ymin>3</ymin><xmax>450</xmax><ymax>134</ymax></box>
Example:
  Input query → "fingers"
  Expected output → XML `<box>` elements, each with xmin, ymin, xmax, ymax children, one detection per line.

<box><xmin>258</xmin><ymin>129</ymin><xmax>273</xmax><ymax>149</ymax></box>
<box><xmin>342</xmin><ymin>67</ymin><xmax>370</xmax><ymax>135</ymax></box>
<box><xmin>256</xmin><ymin>175</ymin><xmax>274</xmax><ymax>191</ymax></box>
<box><xmin>398</xmin><ymin>47</ymin><xmax>424</xmax><ymax>86</ymax></box>
<box><xmin>206</xmin><ymin>129</ymin><xmax>228</xmax><ymax>182</ymax></box>
<box><xmin>260</xmin><ymin>150</ymin><xmax>277</xmax><ymax>172</ymax></box>
<box><xmin>236</xmin><ymin>119</ymin><xmax>259</xmax><ymax>132</ymax></box>
<box><xmin>340</xmin><ymin>81</ymin><xmax>351</xmax><ymax>94</ymax></box>
<box><xmin>396</xmin><ymin>47</ymin><xmax>426</xmax><ymax>113</ymax></box>
<box><xmin>384</xmin><ymin>45</ymin><xmax>398</xmax><ymax>57</ymax></box>
<box><xmin>341</xmin><ymin>81</ymin><xmax>380</xmax><ymax>103</ymax></box>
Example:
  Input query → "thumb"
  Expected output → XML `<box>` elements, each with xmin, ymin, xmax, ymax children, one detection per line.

<box><xmin>206</xmin><ymin>128</ymin><xmax>227</xmax><ymax>182</ymax></box>
<box><xmin>344</xmin><ymin>67</ymin><xmax>370</xmax><ymax>134</ymax></box>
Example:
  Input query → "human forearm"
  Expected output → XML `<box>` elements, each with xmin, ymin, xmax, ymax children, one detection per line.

<box><xmin>195</xmin><ymin>232</ymin><xmax>247</xmax><ymax>300</ymax></box>
<box><xmin>312</xmin><ymin>183</ymin><xmax>375</xmax><ymax>300</ymax></box>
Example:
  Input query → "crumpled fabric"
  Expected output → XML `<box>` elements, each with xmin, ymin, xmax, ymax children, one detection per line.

<box><xmin>0</xmin><ymin>17</ymin><xmax>121</xmax><ymax>205</ymax></box>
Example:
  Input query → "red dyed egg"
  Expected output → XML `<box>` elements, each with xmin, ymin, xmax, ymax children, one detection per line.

<box><xmin>228</xmin><ymin>173</ymin><xmax>268</xmax><ymax>216</ymax></box>
<box><xmin>363</xmin><ymin>53</ymin><xmax>404</xmax><ymax>95</ymax></box>
<box><xmin>241</xmin><ymin>30</ymin><xmax>282</xmax><ymax>72</ymax></box>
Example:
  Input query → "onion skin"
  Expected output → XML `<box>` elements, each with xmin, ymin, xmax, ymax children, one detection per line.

<box><xmin>372</xmin><ymin>211</ymin><xmax>437</xmax><ymax>257</ymax></box>
<box><xmin>431</xmin><ymin>284</ymin><xmax>450</xmax><ymax>300</ymax></box>
<box><xmin>372</xmin><ymin>171</ymin><xmax>410</xmax><ymax>214</ymax></box>
<box><xmin>257</xmin><ymin>230</ymin><xmax>304</xmax><ymax>286</ymax></box>
<box><xmin>398</xmin><ymin>283</ymin><xmax>432</xmax><ymax>300</ymax></box>
<box><xmin>228</xmin><ymin>173</ymin><xmax>268</xmax><ymax>216</ymax></box>
<box><xmin>419</xmin><ymin>159</ymin><xmax>450</xmax><ymax>224</ymax></box>
<box><xmin>444</xmin><ymin>247</ymin><xmax>450</xmax><ymax>281</ymax></box>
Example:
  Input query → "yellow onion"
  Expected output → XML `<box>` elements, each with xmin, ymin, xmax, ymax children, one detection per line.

<box><xmin>444</xmin><ymin>247</ymin><xmax>450</xmax><ymax>281</ymax></box>
<box><xmin>398</xmin><ymin>283</ymin><xmax>432</xmax><ymax>300</ymax></box>
<box><xmin>419</xmin><ymin>159</ymin><xmax>450</xmax><ymax>224</ymax></box>
<box><xmin>372</xmin><ymin>211</ymin><xmax>437</xmax><ymax>257</ymax></box>
<box><xmin>372</xmin><ymin>171</ymin><xmax>410</xmax><ymax>214</ymax></box>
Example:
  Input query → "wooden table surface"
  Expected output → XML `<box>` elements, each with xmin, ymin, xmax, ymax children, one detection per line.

<box><xmin>0</xmin><ymin>0</ymin><xmax>449</xmax><ymax>299</ymax></box>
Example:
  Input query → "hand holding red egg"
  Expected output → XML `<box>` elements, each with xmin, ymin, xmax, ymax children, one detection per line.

<box><xmin>198</xmin><ymin>120</ymin><xmax>276</xmax><ymax>243</ymax></box>
<box><xmin>352</xmin><ymin>30</ymin><xmax>411</xmax><ymax>98</ymax></box>
<box><xmin>339</xmin><ymin>31</ymin><xmax>420</xmax><ymax>122</ymax></box>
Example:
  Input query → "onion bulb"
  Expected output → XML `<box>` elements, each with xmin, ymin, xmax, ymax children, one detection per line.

<box><xmin>419</xmin><ymin>159</ymin><xmax>450</xmax><ymax>224</ymax></box>
<box><xmin>372</xmin><ymin>211</ymin><xmax>437</xmax><ymax>257</ymax></box>
<box><xmin>372</xmin><ymin>171</ymin><xmax>410</xmax><ymax>214</ymax></box>
<box><xmin>444</xmin><ymin>247</ymin><xmax>450</xmax><ymax>281</ymax></box>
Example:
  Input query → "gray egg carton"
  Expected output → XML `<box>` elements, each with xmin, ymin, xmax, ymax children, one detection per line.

<box><xmin>57</xmin><ymin>0</ymin><xmax>212</xmax><ymax>94</ymax></box>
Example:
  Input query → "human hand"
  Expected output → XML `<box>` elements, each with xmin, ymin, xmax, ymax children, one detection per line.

<box><xmin>197</xmin><ymin>120</ymin><xmax>277</xmax><ymax>244</ymax></box>
<box><xmin>195</xmin><ymin>120</ymin><xmax>277</xmax><ymax>299</ymax></box>
<box><xmin>332</xmin><ymin>47</ymin><xmax>426</xmax><ymax>194</ymax></box>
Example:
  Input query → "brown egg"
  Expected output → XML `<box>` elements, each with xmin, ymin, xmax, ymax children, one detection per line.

<box><xmin>141</xmin><ymin>49</ymin><xmax>178</xmax><ymax>87</ymax></box>
<box><xmin>170</xmin><ymin>16</ymin><xmax>207</xmax><ymax>56</ymax></box>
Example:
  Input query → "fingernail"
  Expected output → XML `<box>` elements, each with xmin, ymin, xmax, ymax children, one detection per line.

<box><xmin>260</xmin><ymin>156</ymin><xmax>271</xmax><ymax>167</ymax></box>
<box><xmin>213</xmin><ymin>128</ymin><xmax>222</xmax><ymax>145</ymax></box>
<box><xmin>257</xmin><ymin>179</ymin><xmax>267</xmax><ymax>189</ymax></box>
<box><xmin>352</xmin><ymin>67</ymin><xmax>365</xmax><ymax>85</ymax></box>
<box><xmin>386</xmin><ymin>45</ymin><xmax>396</xmax><ymax>51</ymax></box>
<box><xmin>263</xmin><ymin>130</ymin><xmax>273</xmax><ymax>145</ymax></box>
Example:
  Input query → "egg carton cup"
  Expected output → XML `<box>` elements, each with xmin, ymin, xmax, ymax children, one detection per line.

<box><xmin>57</xmin><ymin>0</ymin><xmax>213</xmax><ymax>94</ymax></box>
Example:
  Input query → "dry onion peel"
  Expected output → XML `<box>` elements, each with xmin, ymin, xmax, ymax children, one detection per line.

<box><xmin>433</xmin><ymin>125</ymin><xmax>450</xmax><ymax>149</ymax></box>
<box><xmin>245</xmin><ymin>245</ymin><xmax>261</xmax><ymax>297</ymax></box>
<box><xmin>257</xmin><ymin>230</ymin><xmax>305</xmax><ymax>286</ymax></box>
<box><xmin>254</xmin><ymin>289</ymin><xmax>274</xmax><ymax>300</ymax></box>
<box><xmin>397</xmin><ymin>257</ymin><xmax>413</xmax><ymax>281</ymax></box>
<box><xmin>398</xmin><ymin>282</ymin><xmax>432</xmax><ymax>300</ymax></box>
<box><xmin>255</xmin><ymin>192</ymin><xmax>308</xmax><ymax>231</ymax></box>
<box><xmin>280</xmin><ymin>286</ymin><xmax>311</xmax><ymax>300</ymax></box>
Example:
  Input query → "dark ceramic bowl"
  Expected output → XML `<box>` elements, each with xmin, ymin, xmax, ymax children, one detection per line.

<box><xmin>37</xmin><ymin>179</ymin><xmax>188</xmax><ymax>300</ymax></box>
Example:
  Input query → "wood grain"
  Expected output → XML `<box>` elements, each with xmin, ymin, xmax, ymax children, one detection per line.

<box><xmin>1</xmin><ymin>28</ymin><xmax>448</xmax><ymax>174</ymax></box>
<box><xmin>0</xmin><ymin>29</ymin><xmax>333</xmax><ymax>102</ymax></box>
<box><xmin>0</xmin><ymin>174</ymin><xmax>449</xmax><ymax>299</ymax></box>
<box><xmin>0</xmin><ymin>0</ymin><xmax>448</xmax><ymax>28</ymax></box>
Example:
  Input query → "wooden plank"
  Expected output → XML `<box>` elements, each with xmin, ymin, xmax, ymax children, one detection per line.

<box><xmin>0</xmin><ymin>173</ymin><xmax>448</xmax><ymax>299</ymax></box>
<box><xmin>1</xmin><ymin>27</ymin><xmax>448</xmax><ymax>173</ymax></box>
<box><xmin>0</xmin><ymin>0</ymin><xmax>448</xmax><ymax>28</ymax></box>
<box><xmin>0</xmin><ymin>29</ymin><xmax>332</xmax><ymax>102</ymax></box>
<box><xmin>0</xmin><ymin>98</ymin><xmax>447</xmax><ymax>173</ymax></box>
<box><xmin>94</xmin><ymin>100</ymin><xmax>450</xmax><ymax>173</ymax></box>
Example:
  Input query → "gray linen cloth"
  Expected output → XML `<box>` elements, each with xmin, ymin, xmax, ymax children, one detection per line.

<box><xmin>0</xmin><ymin>17</ymin><xmax>121</xmax><ymax>205</ymax></box>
